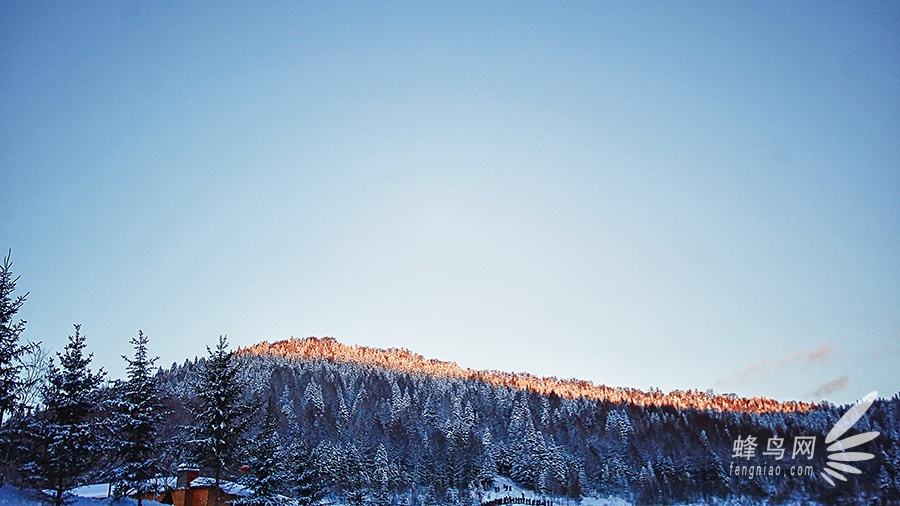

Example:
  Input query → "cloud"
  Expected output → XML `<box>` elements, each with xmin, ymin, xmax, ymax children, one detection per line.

<box><xmin>717</xmin><ymin>342</ymin><xmax>837</xmax><ymax>386</ymax></box>
<box><xmin>811</xmin><ymin>374</ymin><xmax>851</xmax><ymax>398</ymax></box>
<box><xmin>732</xmin><ymin>361</ymin><xmax>766</xmax><ymax>382</ymax></box>
<box><xmin>806</xmin><ymin>342</ymin><xmax>835</xmax><ymax>363</ymax></box>
<box><xmin>867</xmin><ymin>340</ymin><xmax>900</xmax><ymax>363</ymax></box>
<box><xmin>777</xmin><ymin>342</ymin><xmax>834</xmax><ymax>368</ymax></box>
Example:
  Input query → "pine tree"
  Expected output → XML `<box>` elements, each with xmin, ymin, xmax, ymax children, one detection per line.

<box><xmin>475</xmin><ymin>430</ymin><xmax>497</xmax><ymax>489</ymax></box>
<box><xmin>447</xmin><ymin>398</ymin><xmax>476</xmax><ymax>490</ymax></box>
<box><xmin>0</xmin><ymin>251</ymin><xmax>30</xmax><ymax>425</ymax></box>
<box><xmin>111</xmin><ymin>330</ymin><xmax>166</xmax><ymax>506</ymax></box>
<box><xmin>0</xmin><ymin>251</ymin><xmax>29</xmax><ymax>485</ymax></box>
<box><xmin>21</xmin><ymin>325</ymin><xmax>106</xmax><ymax>506</ymax></box>
<box><xmin>696</xmin><ymin>429</ymin><xmax>729</xmax><ymax>500</ymax></box>
<box><xmin>544</xmin><ymin>436</ymin><xmax>568</xmax><ymax>494</ymax></box>
<box><xmin>372</xmin><ymin>443</ymin><xmax>390</xmax><ymax>506</ymax></box>
<box><xmin>289</xmin><ymin>437</ymin><xmax>327</xmax><ymax>506</ymax></box>
<box><xmin>191</xmin><ymin>335</ymin><xmax>253</xmax><ymax>506</ymax></box>
<box><xmin>342</xmin><ymin>442</ymin><xmax>368</xmax><ymax>506</ymax></box>
<box><xmin>236</xmin><ymin>399</ymin><xmax>287</xmax><ymax>506</ymax></box>
<box><xmin>605</xmin><ymin>409</ymin><xmax>633</xmax><ymax>445</ymax></box>
<box><xmin>279</xmin><ymin>385</ymin><xmax>320</xmax><ymax>504</ymax></box>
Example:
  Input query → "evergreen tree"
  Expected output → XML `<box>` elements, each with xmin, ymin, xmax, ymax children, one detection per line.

<box><xmin>696</xmin><ymin>429</ymin><xmax>729</xmax><ymax>500</ymax></box>
<box><xmin>511</xmin><ymin>413</ymin><xmax>544</xmax><ymax>491</ymax></box>
<box><xmin>236</xmin><ymin>399</ymin><xmax>287</xmax><ymax>506</ymax></box>
<box><xmin>280</xmin><ymin>388</ymin><xmax>326</xmax><ymax>505</ymax></box>
<box><xmin>21</xmin><ymin>325</ymin><xmax>106</xmax><ymax>506</ymax></box>
<box><xmin>342</xmin><ymin>442</ymin><xmax>368</xmax><ymax>506</ymax></box>
<box><xmin>447</xmin><ymin>398</ymin><xmax>476</xmax><ymax>490</ymax></box>
<box><xmin>191</xmin><ymin>335</ymin><xmax>253</xmax><ymax>506</ymax></box>
<box><xmin>372</xmin><ymin>443</ymin><xmax>390</xmax><ymax>506</ymax></box>
<box><xmin>111</xmin><ymin>330</ymin><xmax>166</xmax><ymax>506</ymax></box>
<box><xmin>544</xmin><ymin>436</ymin><xmax>568</xmax><ymax>494</ymax></box>
<box><xmin>289</xmin><ymin>437</ymin><xmax>327</xmax><ymax>506</ymax></box>
<box><xmin>0</xmin><ymin>251</ymin><xmax>29</xmax><ymax>485</ymax></box>
<box><xmin>0</xmin><ymin>251</ymin><xmax>28</xmax><ymax>425</ymax></box>
<box><xmin>475</xmin><ymin>430</ymin><xmax>497</xmax><ymax>489</ymax></box>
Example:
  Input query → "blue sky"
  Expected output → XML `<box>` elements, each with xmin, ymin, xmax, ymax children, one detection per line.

<box><xmin>1</xmin><ymin>1</ymin><xmax>897</xmax><ymax>405</ymax></box>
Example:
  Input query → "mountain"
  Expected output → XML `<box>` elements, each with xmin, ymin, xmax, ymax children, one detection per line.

<box><xmin>150</xmin><ymin>336</ymin><xmax>899</xmax><ymax>505</ymax></box>
<box><xmin>239</xmin><ymin>337</ymin><xmax>813</xmax><ymax>414</ymax></box>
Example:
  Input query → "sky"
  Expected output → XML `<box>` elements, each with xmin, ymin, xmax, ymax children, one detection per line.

<box><xmin>1</xmin><ymin>1</ymin><xmax>898</xmax><ymax>406</ymax></box>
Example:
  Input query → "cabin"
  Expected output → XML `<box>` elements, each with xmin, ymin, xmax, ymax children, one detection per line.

<box><xmin>137</xmin><ymin>464</ymin><xmax>248</xmax><ymax>506</ymax></box>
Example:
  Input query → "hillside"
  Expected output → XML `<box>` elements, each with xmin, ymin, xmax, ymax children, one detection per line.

<box><xmin>149</xmin><ymin>337</ymin><xmax>899</xmax><ymax>505</ymax></box>
<box><xmin>239</xmin><ymin>337</ymin><xmax>813</xmax><ymax>414</ymax></box>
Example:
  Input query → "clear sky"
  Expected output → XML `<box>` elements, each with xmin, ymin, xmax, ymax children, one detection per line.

<box><xmin>1</xmin><ymin>1</ymin><xmax>897</xmax><ymax>405</ymax></box>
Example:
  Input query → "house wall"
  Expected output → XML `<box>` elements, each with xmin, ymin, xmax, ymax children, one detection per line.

<box><xmin>171</xmin><ymin>487</ymin><xmax>239</xmax><ymax>506</ymax></box>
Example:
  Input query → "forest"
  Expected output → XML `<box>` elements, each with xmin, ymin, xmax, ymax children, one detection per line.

<box><xmin>1</xmin><ymin>254</ymin><xmax>898</xmax><ymax>506</ymax></box>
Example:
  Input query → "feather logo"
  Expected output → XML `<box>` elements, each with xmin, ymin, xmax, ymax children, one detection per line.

<box><xmin>819</xmin><ymin>391</ymin><xmax>879</xmax><ymax>486</ymax></box>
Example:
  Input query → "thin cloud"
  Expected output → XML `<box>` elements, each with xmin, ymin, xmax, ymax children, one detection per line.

<box><xmin>717</xmin><ymin>342</ymin><xmax>837</xmax><ymax>386</ymax></box>
<box><xmin>867</xmin><ymin>341</ymin><xmax>900</xmax><ymax>363</ymax></box>
<box><xmin>736</xmin><ymin>361</ymin><xmax>766</xmax><ymax>381</ymax></box>
<box><xmin>806</xmin><ymin>342</ymin><xmax>835</xmax><ymax>363</ymax></box>
<box><xmin>812</xmin><ymin>374</ymin><xmax>851</xmax><ymax>398</ymax></box>
<box><xmin>777</xmin><ymin>342</ymin><xmax>834</xmax><ymax>367</ymax></box>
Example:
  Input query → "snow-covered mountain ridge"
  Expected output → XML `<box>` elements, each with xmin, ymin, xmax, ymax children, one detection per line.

<box><xmin>238</xmin><ymin>337</ymin><xmax>812</xmax><ymax>414</ymax></box>
<box><xmin>151</xmin><ymin>337</ymin><xmax>898</xmax><ymax>503</ymax></box>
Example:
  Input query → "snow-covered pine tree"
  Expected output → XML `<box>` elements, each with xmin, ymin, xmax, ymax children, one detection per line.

<box><xmin>696</xmin><ymin>429</ymin><xmax>728</xmax><ymax>500</ymax></box>
<box><xmin>540</xmin><ymin>397</ymin><xmax>551</xmax><ymax>429</ymax></box>
<box><xmin>280</xmin><ymin>385</ymin><xmax>326</xmax><ymax>506</ymax></box>
<box><xmin>0</xmin><ymin>251</ymin><xmax>28</xmax><ymax>426</ymax></box>
<box><xmin>605</xmin><ymin>409</ymin><xmax>634</xmax><ymax>445</ymax></box>
<box><xmin>191</xmin><ymin>335</ymin><xmax>253</xmax><ymax>506</ymax></box>
<box><xmin>372</xmin><ymin>443</ymin><xmax>390</xmax><ymax>506</ymax></box>
<box><xmin>303</xmin><ymin>378</ymin><xmax>325</xmax><ymax>434</ymax></box>
<box><xmin>21</xmin><ymin>324</ymin><xmax>106</xmax><ymax>506</ymax></box>
<box><xmin>236</xmin><ymin>399</ymin><xmax>287</xmax><ymax>506</ymax></box>
<box><xmin>0</xmin><ymin>251</ymin><xmax>29</xmax><ymax>486</ymax></box>
<box><xmin>544</xmin><ymin>436</ymin><xmax>568</xmax><ymax>494</ymax></box>
<box><xmin>343</xmin><ymin>442</ymin><xmax>368</xmax><ymax>506</ymax></box>
<box><xmin>288</xmin><ymin>436</ymin><xmax>327</xmax><ymax>506</ymax></box>
<box><xmin>475</xmin><ymin>429</ymin><xmax>497</xmax><ymax>489</ymax></box>
<box><xmin>110</xmin><ymin>330</ymin><xmax>166</xmax><ymax>506</ymax></box>
<box><xmin>446</xmin><ymin>397</ymin><xmax>470</xmax><ymax>490</ymax></box>
<box><xmin>510</xmin><ymin>401</ymin><xmax>545</xmax><ymax>491</ymax></box>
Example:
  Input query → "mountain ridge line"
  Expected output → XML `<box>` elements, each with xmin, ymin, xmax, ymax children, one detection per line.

<box><xmin>237</xmin><ymin>336</ymin><xmax>815</xmax><ymax>414</ymax></box>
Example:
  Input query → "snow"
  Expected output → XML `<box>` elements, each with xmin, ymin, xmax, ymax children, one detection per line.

<box><xmin>1</xmin><ymin>482</ymin><xmax>824</xmax><ymax>506</ymax></box>
<box><xmin>473</xmin><ymin>477</ymin><xmax>824</xmax><ymax>506</ymax></box>
<box><xmin>71</xmin><ymin>483</ymin><xmax>112</xmax><ymax>498</ymax></box>
<box><xmin>578</xmin><ymin>498</ymin><xmax>632</xmax><ymax>506</ymax></box>
<box><xmin>70</xmin><ymin>477</ymin><xmax>177</xmax><ymax>500</ymax></box>
<box><xmin>191</xmin><ymin>476</ymin><xmax>252</xmax><ymax>497</ymax></box>
<box><xmin>478</xmin><ymin>477</ymin><xmax>629</xmax><ymax>506</ymax></box>
<box><xmin>0</xmin><ymin>484</ymin><xmax>165</xmax><ymax>505</ymax></box>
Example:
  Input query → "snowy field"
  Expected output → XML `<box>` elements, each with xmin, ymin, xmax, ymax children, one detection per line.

<box><xmin>480</xmin><ymin>476</ymin><xmax>628</xmax><ymax>506</ymax></box>
<box><xmin>0</xmin><ymin>485</ymin><xmax>164</xmax><ymax>506</ymax></box>
<box><xmin>0</xmin><ymin>482</ymin><xmax>822</xmax><ymax>506</ymax></box>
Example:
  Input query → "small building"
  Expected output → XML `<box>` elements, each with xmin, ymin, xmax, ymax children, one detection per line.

<box><xmin>160</xmin><ymin>464</ymin><xmax>249</xmax><ymax>506</ymax></box>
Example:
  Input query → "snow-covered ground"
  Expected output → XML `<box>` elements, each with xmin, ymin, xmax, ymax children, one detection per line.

<box><xmin>470</xmin><ymin>476</ymin><xmax>821</xmax><ymax>506</ymax></box>
<box><xmin>475</xmin><ymin>477</ymin><xmax>823</xmax><ymax>506</ymax></box>
<box><xmin>0</xmin><ymin>484</ymin><xmax>165</xmax><ymax>506</ymax></box>
<box><xmin>71</xmin><ymin>483</ymin><xmax>114</xmax><ymax>499</ymax></box>
<box><xmin>478</xmin><ymin>476</ymin><xmax>629</xmax><ymax>506</ymax></box>
<box><xmin>1</xmin><ymin>481</ymin><xmax>820</xmax><ymax>506</ymax></box>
